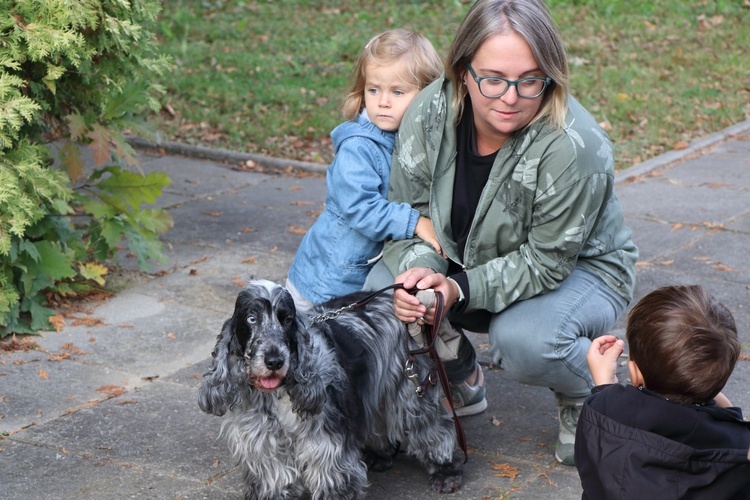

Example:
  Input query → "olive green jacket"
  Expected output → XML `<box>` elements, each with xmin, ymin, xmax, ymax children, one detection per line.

<box><xmin>383</xmin><ymin>76</ymin><xmax>638</xmax><ymax>313</ymax></box>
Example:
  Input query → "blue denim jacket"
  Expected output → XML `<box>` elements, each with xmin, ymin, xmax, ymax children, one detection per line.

<box><xmin>287</xmin><ymin>113</ymin><xmax>419</xmax><ymax>304</ymax></box>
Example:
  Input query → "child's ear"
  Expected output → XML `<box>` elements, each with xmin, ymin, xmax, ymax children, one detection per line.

<box><xmin>628</xmin><ymin>360</ymin><xmax>645</xmax><ymax>388</ymax></box>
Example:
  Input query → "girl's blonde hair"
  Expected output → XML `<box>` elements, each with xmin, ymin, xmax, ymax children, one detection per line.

<box><xmin>343</xmin><ymin>29</ymin><xmax>443</xmax><ymax>120</ymax></box>
<box><xmin>446</xmin><ymin>0</ymin><xmax>569</xmax><ymax>129</ymax></box>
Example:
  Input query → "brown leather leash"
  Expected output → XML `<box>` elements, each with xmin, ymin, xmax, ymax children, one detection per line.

<box><xmin>310</xmin><ymin>283</ymin><xmax>468</xmax><ymax>463</ymax></box>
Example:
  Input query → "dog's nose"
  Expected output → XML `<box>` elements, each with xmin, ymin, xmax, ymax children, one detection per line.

<box><xmin>264</xmin><ymin>353</ymin><xmax>285</xmax><ymax>371</ymax></box>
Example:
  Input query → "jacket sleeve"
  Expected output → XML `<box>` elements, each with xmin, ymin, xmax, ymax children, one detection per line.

<box><xmin>382</xmin><ymin>97</ymin><xmax>449</xmax><ymax>275</ymax></box>
<box><xmin>327</xmin><ymin>136</ymin><xmax>419</xmax><ymax>242</ymax></box>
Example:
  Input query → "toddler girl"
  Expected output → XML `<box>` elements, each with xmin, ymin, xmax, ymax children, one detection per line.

<box><xmin>286</xmin><ymin>29</ymin><xmax>443</xmax><ymax>308</ymax></box>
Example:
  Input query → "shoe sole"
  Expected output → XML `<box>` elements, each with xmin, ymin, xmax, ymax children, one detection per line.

<box><xmin>453</xmin><ymin>397</ymin><xmax>488</xmax><ymax>417</ymax></box>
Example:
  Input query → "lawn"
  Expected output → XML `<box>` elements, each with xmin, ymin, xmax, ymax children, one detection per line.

<box><xmin>153</xmin><ymin>0</ymin><xmax>750</xmax><ymax>171</ymax></box>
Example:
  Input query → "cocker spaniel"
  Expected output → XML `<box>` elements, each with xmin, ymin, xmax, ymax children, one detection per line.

<box><xmin>198</xmin><ymin>279</ymin><xmax>462</xmax><ymax>499</ymax></box>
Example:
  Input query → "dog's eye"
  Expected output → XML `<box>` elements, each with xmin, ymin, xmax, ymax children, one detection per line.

<box><xmin>282</xmin><ymin>316</ymin><xmax>293</xmax><ymax>327</ymax></box>
<box><xmin>246</xmin><ymin>315</ymin><xmax>257</xmax><ymax>325</ymax></box>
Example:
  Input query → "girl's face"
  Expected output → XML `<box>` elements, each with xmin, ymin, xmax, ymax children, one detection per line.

<box><xmin>463</xmin><ymin>31</ymin><xmax>547</xmax><ymax>151</ymax></box>
<box><xmin>363</xmin><ymin>59</ymin><xmax>420</xmax><ymax>132</ymax></box>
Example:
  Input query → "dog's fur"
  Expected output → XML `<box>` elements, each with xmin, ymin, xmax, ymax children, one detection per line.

<box><xmin>198</xmin><ymin>279</ymin><xmax>462</xmax><ymax>499</ymax></box>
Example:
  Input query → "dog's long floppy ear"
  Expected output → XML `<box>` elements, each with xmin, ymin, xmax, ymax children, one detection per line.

<box><xmin>198</xmin><ymin>317</ymin><xmax>242</xmax><ymax>416</ymax></box>
<box><xmin>285</xmin><ymin>317</ymin><xmax>327</xmax><ymax>419</ymax></box>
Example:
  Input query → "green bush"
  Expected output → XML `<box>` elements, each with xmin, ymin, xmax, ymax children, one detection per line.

<box><xmin>0</xmin><ymin>0</ymin><xmax>173</xmax><ymax>336</ymax></box>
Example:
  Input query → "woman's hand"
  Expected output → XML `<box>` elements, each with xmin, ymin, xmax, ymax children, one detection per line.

<box><xmin>393</xmin><ymin>268</ymin><xmax>460</xmax><ymax>324</ymax></box>
<box><xmin>586</xmin><ymin>335</ymin><xmax>624</xmax><ymax>386</ymax></box>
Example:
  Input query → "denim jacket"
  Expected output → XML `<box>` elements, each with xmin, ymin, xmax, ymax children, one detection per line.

<box><xmin>287</xmin><ymin>113</ymin><xmax>419</xmax><ymax>304</ymax></box>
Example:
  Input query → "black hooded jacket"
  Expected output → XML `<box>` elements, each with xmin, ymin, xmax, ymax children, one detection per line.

<box><xmin>575</xmin><ymin>384</ymin><xmax>750</xmax><ymax>499</ymax></box>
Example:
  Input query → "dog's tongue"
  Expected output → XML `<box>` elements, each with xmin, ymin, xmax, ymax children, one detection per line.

<box><xmin>260</xmin><ymin>377</ymin><xmax>281</xmax><ymax>390</ymax></box>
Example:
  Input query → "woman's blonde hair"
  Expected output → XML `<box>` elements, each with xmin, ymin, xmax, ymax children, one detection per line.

<box><xmin>446</xmin><ymin>0</ymin><xmax>569</xmax><ymax>129</ymax></box>
<box><xmin>342</xmin><ymin>29</ymin><xmax>443</xmax><ymax>120</ymax></box>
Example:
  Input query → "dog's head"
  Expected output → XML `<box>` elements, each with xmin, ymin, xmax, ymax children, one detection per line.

<box><xmin>198</xmin><ymin>279</ymin><xmax>301</xmax><ymax>415</ymax></box>
<box><xmin>233</xmin><ymin>279</ymin><xmax>298</xmax><ymax>391</ymax></box>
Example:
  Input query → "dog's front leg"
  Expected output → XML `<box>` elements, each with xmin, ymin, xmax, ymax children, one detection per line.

<box><xmin>297</xmin><ymin>432</ymin><xmax>368</xmax><ymax>500</ymax></box>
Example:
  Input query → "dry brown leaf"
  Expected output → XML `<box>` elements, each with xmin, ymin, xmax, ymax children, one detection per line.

<box><xmin>167</xmin><ymin>332</ymin><xmax>176</xmax><ymax>339</ymax></box>
<box><xmin>673</xmin><ymin>140</ymin><xmax>689</xmax><ymax>150</ymax></box>
<box><xmin>492</xmin><ymin>462</ymin><xmax>520</xmax><ymax>481</ymax></box>
<box><xmin>96</xmin><ymin>385</ymin><xmax>127</xmax><ymax>397</ymax></box>
<box><xmin>242</xmin><ymin>227</ymin><xmax>257</xmax><ymax>233</ymax></box>
<box><xmin>243</xmin><ymin>257</ymin><xmax>257</xmax><ymax>264</ymax></box>
<box><xmin>671</xmin><ymin>223</ymin><xmax>684</xmax><ymax>231</ymax></box>
<box><xmin>287</xmin><ymin>226</ymin><xmax>307</xmax><ymax>235</ymax></box>
<box><xmin>49</xmin><ymin>314</ymin><xmax>65</xmax><ymax>332</ymax></box>
<box><xmin>39</xmin><ymin>370</ymin><xmax>49</xmax><ymax>380</ymax></box>
<box><xmin>119</xmin><ymin>324</ymin><xmax>134</xmax><ymax>328</ymax></box>
<box><xmin>710</xmin><ymin>264</ymin><xmax>736</xmax><ymax>272</ymax></box>
<box><xmin>291</xmin><ymin>200</ymin><xmax>314</xmax><ymax>206</ymax></box>
<box><xmin>693</xmin><ymin>256</ymin><xmax>711</xmax><ymax>261</ymax></box>
<box><xmin>289</xmin><ymin>185</ymin><xmax>304</xmax><ymax>191</ymax></box>
<box><xmin>203</xmin><ymin>211</ymin><xmax>222</xmax><ymax>217</ymax></box>
<box><xmin>659</xmin><ymin>260</ymin><xmax>674</xmax><ymax>266</ymax></box>
<box><xmin>635</xmin><ymin>261</ymin><xmax>653</xmax><ymax>269</ymax></box>
<box><xmin>189</xmin><ymin>268</ymin><xmax>198</xmax><ymax>275</ymax></box>
<box><xmin>739</xmin><ymin>354</ymin><xmax>750</xmax><ymax>361</ymax></box>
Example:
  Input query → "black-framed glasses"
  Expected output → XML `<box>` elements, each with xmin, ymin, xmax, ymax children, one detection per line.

<box><xmin>467</xmin><ymin>63</ymin><xmax>552</xmax><ymax>99</ymax></box>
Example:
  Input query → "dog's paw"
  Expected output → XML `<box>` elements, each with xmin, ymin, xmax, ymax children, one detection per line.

<box><xmin>429</xmin><ymin>461</ymin><xmax>463</xmax><ymax>494</ymax></box>
<box><xmin>429</xmin><ymin>473</ymin><xmax>462</xmax><ymax>494</ymax></box>
<box><xmin>362</xmin><ymin>447</ymin><xmax>397</xmax><ymax>472</ymax></box>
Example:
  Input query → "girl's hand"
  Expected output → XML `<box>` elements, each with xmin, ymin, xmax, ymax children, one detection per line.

<box><xmin>415</xmin><ymin>216</ymin><xmax>446</xmax><ymax>258</ymax></box>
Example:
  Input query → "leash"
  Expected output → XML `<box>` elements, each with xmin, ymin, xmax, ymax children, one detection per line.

<box><xmin>310</xmin><ymin>283</ymin><xmax>468</xmax><ymax>463</ymax></box>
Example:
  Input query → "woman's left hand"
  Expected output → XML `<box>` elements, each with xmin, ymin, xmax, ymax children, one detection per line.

<box><xmin>393</xmin><ymin>268</ymin><xmax>460</xmax><ymax>324</ymax></box>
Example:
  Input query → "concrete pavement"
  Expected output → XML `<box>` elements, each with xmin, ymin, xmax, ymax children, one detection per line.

<box><xmin>2</xmin><ymin>121</ymin><xmax>749</xmax><ymax>499</ymax></box>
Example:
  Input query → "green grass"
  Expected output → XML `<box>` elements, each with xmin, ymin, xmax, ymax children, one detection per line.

<box><xmin>153</xmin><ymin>0</ymin><xmax>750</xmax><ymax>171</ymax></box>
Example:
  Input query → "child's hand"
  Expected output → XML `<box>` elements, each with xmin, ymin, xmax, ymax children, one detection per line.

<box><xmin>587</xmin><ymin>335</ymin><xmax>624</xmax><ymax>386</ymax></box>
<box><xmin>415</xmin><ymin>216</ymin><xmax>446</xmax><ymax>258</ymax></box>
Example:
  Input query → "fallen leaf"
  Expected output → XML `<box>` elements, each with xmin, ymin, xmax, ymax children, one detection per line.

<box><xmin>710</xmin><ymin>264</ymin><xmax>736</xmax><ymax>272</ymax></box>
<box><xmin>290</xmin><ymin>185</ymin><xmax>304</xmax><ymax>191</ymax></box>
<box><xmin>635</xmin><ymin>261</ymin><xmax>653</xmax><ymax>268</ymax></box>
<box><xmin>39</xmin><ymin>370</ymin><xmax>49</xmax><ymax>380</ymax></box>
<box><xmin>671</xmin><ymin>223</ymin><xmax>684</xmax><ymax>231</ymax></box>
<box><xmin>291</xmin><ymin>200</ymin><xmax>314</xmax><ymax>206</ymax></box>
<box><xmin>243</xmin><ymin>257</ymin><xmax>257</xmax><ymax>264</ymax></box>
<box><xmin>96</xmin><ymin>385</ymin><xmax>127</xmax><ymax>397</ymax></box>
<box><xmin>119</xmin><ymin>324</ymin><xmax>134</xmax><ymax>328</ymax></box>
<box><xmin>287</xmin><ymin>226</ymin><xmax>307</xmax><ymax>235</ymax></box>
<box><xmin>693</xmin><ymin>256</ymin><xmax>711</xmax><ymax>261</ymax></box>
<box><xmin>116</xmin><ymin>399</ymin><xmax>138</xmax><ymax>405</ymax></box>
<box><xmin>167</xmin><ymin>332</ymin><xmax>176</xmax><ymax>339</ymax></box>
<box><xmin>242</xmin><ymin>227</ymin><xmax>257</xmax><ymax>233</ymax></box>
<box><xmin>49</xmin><ymin>314</ymin><xmax>65</xmax><ymax>332</ymax></box>
<box><xmin>203</xmin><ymin>211</ymin><xmax>222</xmax><ymax>217</ymax></box>
<box><xmin>492</xmin><ymin>462</ymin><xmax>520</xmax><ymax>481</ymax></box>
<box><xmin>189</xmin><ymin>268</ymin><xmax>198</xmax><ymax>275</ymax></box>
<box><xmin>659</xmin><ymin>260</ymin><xmax>674</xmax><ymax>266</ymax></box>
<box><xmin>673</xmin><ymin>140</ymin><xmax>689</xmax><ymax>150</ymax></box>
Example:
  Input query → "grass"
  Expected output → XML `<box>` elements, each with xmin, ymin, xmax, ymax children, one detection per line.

<box><xmin>153</xmin><ymin>0</ymin><xmax>750</xmax><ymax>171</ymax></box>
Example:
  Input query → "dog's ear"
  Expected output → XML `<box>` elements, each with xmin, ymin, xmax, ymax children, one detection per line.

<box><xmin>198</xmin><ymin>317</ymin><xmax>243</xmax><ymax>416</ymax></box>
<box><xmin>285</xmin><ymin>317</ymin><xmax>327</xmax><ymax>418</ymax></box>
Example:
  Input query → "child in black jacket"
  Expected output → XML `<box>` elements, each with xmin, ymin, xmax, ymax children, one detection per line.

<box><xmin>575</xmin><ymin>285</ymin><xmax>750</xmax><ymax>499</ymax></box>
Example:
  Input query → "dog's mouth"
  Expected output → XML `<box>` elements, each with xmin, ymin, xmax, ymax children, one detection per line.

<box><xmin>251</xmin><ymin>374</ymin><xmax>284</xmax><ymax>391</ymax></box>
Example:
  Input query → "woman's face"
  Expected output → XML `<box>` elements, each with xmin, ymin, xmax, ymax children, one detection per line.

<box><xmin>464</xmin><ymin>31</ymin><xmax>547</xmax><ymax>151</ymax></box>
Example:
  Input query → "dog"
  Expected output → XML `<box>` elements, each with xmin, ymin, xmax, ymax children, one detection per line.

<box><xmin>198</xmin><ymin>279</ymin><xmax>462</xmax><ymax>499</ymax></box>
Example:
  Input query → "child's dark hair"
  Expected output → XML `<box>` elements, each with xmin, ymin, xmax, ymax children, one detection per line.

<box><xmin>626</xmin><ymin>285</ymin><xmax>739</xmax><ymax>404</ymax></box>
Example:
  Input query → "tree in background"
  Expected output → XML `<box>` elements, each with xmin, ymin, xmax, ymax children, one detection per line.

<box><xmin>1</xmin><ymin>0</ymin><xmax>173</xmax><ymax>336</ymax></box>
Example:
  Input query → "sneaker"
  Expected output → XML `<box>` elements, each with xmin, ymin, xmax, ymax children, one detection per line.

<box><xmin>555</xmin><ymin>396</ymin><xmax>583</xmax><ymax>466</ymax></box>
<box><xmin>447</xmin><ymin>364</ymin><xmax>488</xmax><ymax>417</ymax></box>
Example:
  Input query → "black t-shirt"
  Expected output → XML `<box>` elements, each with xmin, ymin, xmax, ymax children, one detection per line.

<box><xmin>450</xmin><ymin>99</ymin><xmax>497</xmax><ymax>273</ymax></box>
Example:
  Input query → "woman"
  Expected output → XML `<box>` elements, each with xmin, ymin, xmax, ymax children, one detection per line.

<box><xmin>366</xmin><ymin>0</ymin><xmax>638</xmax><ymax>466</ymax></box>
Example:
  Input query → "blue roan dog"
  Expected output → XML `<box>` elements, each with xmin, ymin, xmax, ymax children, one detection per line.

<box><xmin>198</xmin><ymin>279</ymin><xmax>462</xmax><ymax>499</ymax></box>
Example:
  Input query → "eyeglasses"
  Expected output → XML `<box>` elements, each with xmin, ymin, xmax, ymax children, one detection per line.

<box><xmin>466</xmin><ymin>63</ymin><xmax>552</xmax><ymax>99</ymax></box>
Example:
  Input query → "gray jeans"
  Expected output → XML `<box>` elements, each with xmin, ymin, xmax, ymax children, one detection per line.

<box><xmin>364</xmin><ymin>261</ymin><xmax>627</xmax><ymax>401</ymax></box>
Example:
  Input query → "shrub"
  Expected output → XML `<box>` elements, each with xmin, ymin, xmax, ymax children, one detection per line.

<box><xmin>0</xmin><ymin>0</ymin><xmax>173</xmax><ymax>336</ymax></box>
